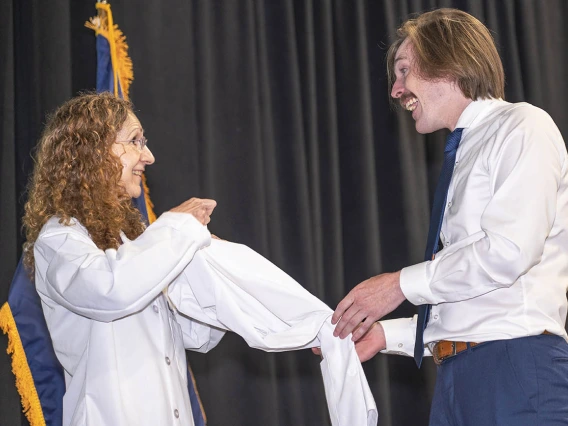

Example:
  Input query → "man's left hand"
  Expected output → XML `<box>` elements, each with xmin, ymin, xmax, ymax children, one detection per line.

<box><xmin>332</xmin><ymin>271</ymin><xmax>405</xmax><ymax>340</ymax></box>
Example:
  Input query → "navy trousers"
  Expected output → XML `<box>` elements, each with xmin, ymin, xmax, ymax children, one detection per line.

<box><xmin>430</xmin><ymin>334</ymin><xmax>568</xmax><ymax>426</ymax></box>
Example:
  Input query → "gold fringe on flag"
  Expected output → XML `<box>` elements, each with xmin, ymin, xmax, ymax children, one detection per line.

<box><xmin>0</xmin><ymin>303</ymin><xmax>46</xmax><ymax>426</ymax></box>
<box><xmin>187</xmin><ymin>361</ymin><xmax>208</xmax><ymax>424</ymax></box>
<box><xmin>85</xmin><ymin>2</ymin><xmax>134</xmax><ymax>100</ymax></box>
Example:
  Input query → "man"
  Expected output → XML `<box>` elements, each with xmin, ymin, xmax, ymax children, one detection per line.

<box><xmin>331</xmin><ymin>8</ymin><xmax>568</xmax><ymax>425</ymax></box>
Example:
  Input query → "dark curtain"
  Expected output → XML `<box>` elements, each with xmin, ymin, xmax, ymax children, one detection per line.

<box><xmin>1</xmin><ymin>1</ymin><xmax>567</xmax><ymax>425</ymax></box>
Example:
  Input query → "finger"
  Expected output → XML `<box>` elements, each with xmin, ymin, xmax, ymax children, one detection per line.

<box><xmin>331</xmin><ymin>296</ymin><xmax>354</xmax><ymax>325</ymax></box>
<box><xmin>194</xmin><ymin>211</ymin><xmax>209</xmax><ymax>226</ymax></box>
<box><xmin>201</xmin><ymin>199</ymin><xmax>217</xmax><ymax>213</ymax></box>
<box><xmin>311</xmin><ymin>347</ymin><xmax>322</xmax><ymax>356</ymax></box>
<box><xmin>351</xmin><ymin>318</ymin><xmax>373</xmax><ymax>342</ymax></box>
<box><xmin>333</xmin><ymin>305</ymin><xmax>361</xmax><ymax>338</ymax></box>
<box><xmin>338</xmin><ymin>310</ymin><xmax>368</xmax><ymax>339</ymax></box>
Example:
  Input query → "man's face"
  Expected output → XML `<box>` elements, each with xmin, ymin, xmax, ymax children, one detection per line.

<box><xmin>391</xmin><ymin>39</ymin><xmax>458</xmax><ymax>134</ymax></box>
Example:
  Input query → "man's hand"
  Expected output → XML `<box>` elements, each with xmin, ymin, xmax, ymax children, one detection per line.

<box><xmin>170</xmin><ymin>198</ymin><xmax>217</xmax><ymax>225</ymax></box>
<box><xmin>311</xmin><ymin>322</ymin><xmax>386</xmax><ymax>363</ymax></box>
<box><xmin>355</xmin><ymin>322</ymin><xmax>386</xmax><ymax>362</ymax></box>
<box><xmin>332</xmin><ymin>271</ymin><xmax>405</xmax><ymax>340</ymax></box>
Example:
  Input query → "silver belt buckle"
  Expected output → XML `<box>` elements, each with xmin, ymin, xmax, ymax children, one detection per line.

<box><xmin>427</xmin><ymin>342</ymin><xmax>440</xmax><ymax>365</ymax></box>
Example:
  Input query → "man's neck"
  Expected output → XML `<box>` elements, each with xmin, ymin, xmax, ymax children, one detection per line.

<box><xmin>447</xmin><ymin>97</ymin><xmax>473</xmax><ymax>131</ymax></box>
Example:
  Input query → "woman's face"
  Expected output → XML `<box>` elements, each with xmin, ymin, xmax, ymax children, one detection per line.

<box><xmin>111</xmin><ymin>112</ymin><xmax>155</xmax><ymax>198</ymax></box>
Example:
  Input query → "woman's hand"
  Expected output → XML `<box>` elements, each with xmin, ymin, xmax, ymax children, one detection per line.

<box><xmin>170</xmin><ymin>198</ymin><xmax>217</xmax><ymax>225</ymax></box>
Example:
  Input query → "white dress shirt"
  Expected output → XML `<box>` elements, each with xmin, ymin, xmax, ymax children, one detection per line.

<box><xmin>34</xmin><ymin>212</ymin><xmax>218</xmax><ymax>426</ymax></box>
<box><xmin>381</xmin><ymin>99</ymin><xmax>568</xmax><ymax>357</ymax></box>
<box><xmin>168</xmin><ymin>240</ymin><xmax>377</xmax><ymax>426</ymax></box>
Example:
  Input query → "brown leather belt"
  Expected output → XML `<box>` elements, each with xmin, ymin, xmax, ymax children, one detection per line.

<box><xmin>430</xmin><ymin>331</ymin><xmax>553</xmax><ymax>365</ymax></box>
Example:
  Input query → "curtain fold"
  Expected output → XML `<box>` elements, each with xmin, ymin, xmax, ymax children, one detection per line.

<box><xmin>0</xmin><ymin>0</ymin><xmax>19</xmax><ymax>421</ymax></box>
<box><xmin>2</xmin><ymin>1</ymin><xmax>567</xmax><ymax>425</ymax></box>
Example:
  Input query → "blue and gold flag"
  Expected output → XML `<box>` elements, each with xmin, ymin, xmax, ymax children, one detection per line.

<box><xmin>0</xmin><ymin>2</ymin><xmax>206</xmax><ymax>425</ymax></box>
<box><xmin>0</xmin><ymin>260</ymin><xmax>64</xmax><ymax>426</ymax></box>
<box><xmin>85</xmin><ymin>1</ymin><xmax>156</xmax><ymax>223</ymax></box>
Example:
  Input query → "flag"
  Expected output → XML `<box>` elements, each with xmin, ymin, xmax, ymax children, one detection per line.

<box><xmin>0</xmin><ymin>260</ymin><xmax>64</xmax><ymax>426</ymax></box>
<box><xmin>0</xmin><ymin>2</ymin><xmax>206</xmax><ymax>425</ymax></box>
<box><xmin>85</xmin><ymin>0</ymin><xmax>157</xmax><ymax>223</ymax></box>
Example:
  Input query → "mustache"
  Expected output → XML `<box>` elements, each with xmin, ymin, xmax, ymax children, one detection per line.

<box><xmin>399</xmin><ymin>92</ymin><xmax>417</xmax><ymax>108</ymax></box>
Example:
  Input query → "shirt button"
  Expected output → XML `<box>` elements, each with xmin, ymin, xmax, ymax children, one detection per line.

<box><xmin>165</xmin><ymin>357</ymin><xmax>171</xmax><ymax>365</ymax></box>
<box><xmin>153</xmin><ymin>305</ymin><xmax>159</xmax><ymax>313</ymax></box>
<box><xmin>447</xmin><ymin>201</ymin><xmax>452</xmax><ymax>208</ymax></box>
<box><xmin>174</xmin><ymin>409</ymin><xmax>179</xmax><ymax>418</ymax></box>
<box><xmin>433</xmin><ymin>315</ymin><xmax>439</xmax><ymax>320</ymax></box>
<box><xmin>398</xmin><ymin>343</ymin><xmax>403</xmax><ymax>348</ymax></box>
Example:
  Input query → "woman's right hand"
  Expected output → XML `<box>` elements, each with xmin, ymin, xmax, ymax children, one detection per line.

<box><xmin>169</xmin><ymin>198</ymin><xmax>217</xmax><ymax>225</ymax></box>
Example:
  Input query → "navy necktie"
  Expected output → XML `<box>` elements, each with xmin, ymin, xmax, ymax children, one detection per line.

<box><xmin>414</xmin><ymin>128</ymin><xmax>464</xmax><ymax>367</ymax></box>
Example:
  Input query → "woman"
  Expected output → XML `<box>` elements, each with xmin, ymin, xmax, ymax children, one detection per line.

<box><xmin>23</xmin><ymin>92</ymin><xmax>218</xmax><ymax>426</ymax></box>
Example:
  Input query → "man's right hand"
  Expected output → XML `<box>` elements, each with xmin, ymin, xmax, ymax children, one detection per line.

<box><xmin>355</xmin><ymin>322</ymin><xmax>386</xmax><ymax>362</ymax></box>
<box><xmin>311</xmin><ymin>322</ymin><xmax>386</xmax><ymax>362</ymax></box>
<box><xmin>170</xmin><ymin>198</ymin><xmax>217</xmax><ymax>225</ymax></box>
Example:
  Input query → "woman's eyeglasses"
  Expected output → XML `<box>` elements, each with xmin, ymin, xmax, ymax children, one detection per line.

<box><xmin>115</xmin><ymin>137</ymin><xmax>148</xmax><ymax>152</ymax></box>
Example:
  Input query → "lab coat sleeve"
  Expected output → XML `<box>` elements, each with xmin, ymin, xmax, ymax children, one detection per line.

<box><xmin>168</xmin><ymin>240</ymin><xmax>378</xmax><ymax>426</ymax></box>
<box><xmin>175</xmin><ymin>312</ymin><xmax>226</xmax><ymax>353</ymax></box>
<box><xmin>34</xmin><ymin>212</ymin><xmax>210</xmax><ymax>322</ymax></box>
<box><xmin>168</xmin><ymin>269</ymin><xmax>227</xmax><ymax>352</ymax></box>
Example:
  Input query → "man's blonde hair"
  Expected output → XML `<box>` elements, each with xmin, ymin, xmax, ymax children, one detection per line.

<box><xmin>387</xmin><ymin>8</ymin><xmax>505</xmax><ymax>100</ymax></box>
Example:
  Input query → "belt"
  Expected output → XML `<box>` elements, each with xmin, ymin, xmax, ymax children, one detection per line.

<box><xmin>430</xmin><ymin>331</ymin><xmax>554</xmax><ymax>365</ymax></box>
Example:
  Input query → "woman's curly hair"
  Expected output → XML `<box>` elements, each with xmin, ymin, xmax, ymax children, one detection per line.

<box><xmin>23</xmin><ymin>92</ymin><xmax>146</xmax><ymax>276</ymax></box>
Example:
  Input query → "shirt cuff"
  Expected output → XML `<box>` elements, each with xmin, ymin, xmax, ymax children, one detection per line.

<box><xmin>379</xmin><ymin>317</ymin><xmax>417</xmax><ymax>357</ymax></box>
<box><xmin>400</xmin><ymin>261</ymin><xmax>437</xmax><ymax>305</ymax></box>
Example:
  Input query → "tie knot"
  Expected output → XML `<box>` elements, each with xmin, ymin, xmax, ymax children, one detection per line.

<box><xmin>444</xmin><ymin>128</ymin><xmax>464</xmax><ymax>153</ymax></box>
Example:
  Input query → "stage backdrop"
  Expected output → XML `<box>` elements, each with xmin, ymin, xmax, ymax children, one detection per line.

<box><xmin>1</xmin><ymin>1</ymin><xmax>567</xmax><ymax>425</ymax></box>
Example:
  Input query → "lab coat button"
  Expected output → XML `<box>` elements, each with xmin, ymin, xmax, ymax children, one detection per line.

<box><xmin>165</xmin><ymin>357</ymin><xmax>171</xmax><ymax>365</ymax></box>
<box><xmin>174</xmin><ymin>409</ymin><xmax>179</xmax><ymax>418</ymax></box>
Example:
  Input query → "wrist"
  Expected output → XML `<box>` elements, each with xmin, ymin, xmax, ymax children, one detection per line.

<box><xmin>391</xmin><ymin>270</ymin><xmax>406</xmax><ymax>305</ymax></box>
<box><xmin>374</xmin><ymin>322</ymin><xmax>387</xmax><ymax>351</ymax></box>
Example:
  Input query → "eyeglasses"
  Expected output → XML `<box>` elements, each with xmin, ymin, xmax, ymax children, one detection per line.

<box><xmin>115</xmin><ymin>137</ymin><xmax>148</xmax><ymax>152</ymax></box>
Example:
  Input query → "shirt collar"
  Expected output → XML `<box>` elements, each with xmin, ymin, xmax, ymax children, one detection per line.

<box><xmin>455</xmin><ymin>98</ymin><xmax>507</xmax><ymax>130</ymax></box>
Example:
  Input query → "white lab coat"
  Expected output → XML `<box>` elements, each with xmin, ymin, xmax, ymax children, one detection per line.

<box><xmin>35</xmin><ymin>213</ymin><xmax>377</xmax><ymax>426</ymax></box>
<box><xmin>168</xmin><ymin>240</ymin><xmax>377</xmax><ymax>426</ymax></box>
<box><xmin>34</xmin><ymin>212</ymin><xmax>220</xmax><ymax>426</ymax></box>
